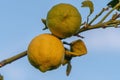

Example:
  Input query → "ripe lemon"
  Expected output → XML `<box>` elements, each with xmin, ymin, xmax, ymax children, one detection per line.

<box><xmin>27</xmin><ymin>33</ymin><xmax>65</xmax><ymax>72</ymax></box>
<box><xmin>46</xmin><ymin>3</ymin><xmax>82</xmax><ymax>38</ymax></box>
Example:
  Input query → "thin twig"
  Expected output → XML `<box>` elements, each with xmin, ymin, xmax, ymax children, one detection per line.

<box><xmin>89</xmin><ymin>7</ymin><xmax>108</xmax><ymax>25</ymax></box>
<box><xmin>0</xmin><ymin>51</ymin><xmax>27</xmax><ymax>68</ymax></box>
<box><xmin>99</xmin><ymin>2</ymin><xmax>120</xmax><ymax>23</ymax></box>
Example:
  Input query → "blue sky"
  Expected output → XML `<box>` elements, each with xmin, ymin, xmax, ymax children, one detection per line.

<box><xmin>0</xmin><ymin>0</ymin><xmax>120</xmax><ymax>80</ymax></box>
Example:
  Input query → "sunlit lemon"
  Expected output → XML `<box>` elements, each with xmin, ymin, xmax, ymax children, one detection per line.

<box><xmin>27</xmin><ymin>33</ymin><xmax>65</xmax><ymax>72</ymax></box>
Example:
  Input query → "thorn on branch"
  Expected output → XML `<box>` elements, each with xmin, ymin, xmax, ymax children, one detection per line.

<box><xmin>74</xmin><ymin>34</ymin><xmax>85</xmax><ymax>38</ymax></box>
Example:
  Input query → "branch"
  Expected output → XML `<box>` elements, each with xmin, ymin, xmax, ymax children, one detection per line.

<box><xmin>0</xmin><ymin>2</ymin><xmax>120</xmax><ymax>69</ymax></box>
<box><xmin>77</xmin><ymin>20</ymin><xmax>120</xmax><ymax>33</ymax></box>
<box><xmin>0</xmin><ymin>51</ymin><xmax>27</xmax><ymax>68</ymax></box>
<box><xmin>89</xmin><ymin>7</ymin><xmax>109</xmax><ymax>25</ymax></box>
<box><xmin>1</xmin><ymin>20</ymin><xmax>120</xmax><ymax>68</ymax></box>
<box><xmin>99</xmin><ymin>2</ymin><xmax>120</xmax><ymax>23</ymax></box>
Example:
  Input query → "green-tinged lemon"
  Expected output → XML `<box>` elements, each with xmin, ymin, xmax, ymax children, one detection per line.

<box><xmin>46</xmin><ymin>3</ymin><xmax>82</xmax><ymax>38</ymax></box>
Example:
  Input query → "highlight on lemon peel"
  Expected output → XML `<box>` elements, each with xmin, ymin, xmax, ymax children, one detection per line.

<box><xmin>46</xmin><ymin>3</ymin><xmax>82</xmax><ymax>38</ymax></box>
<box><xmin>27</xmin><ymin>33</ymin><xmax>65</xmax><ymax>72</ymax></box>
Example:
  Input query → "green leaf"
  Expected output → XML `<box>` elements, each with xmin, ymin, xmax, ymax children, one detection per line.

<box><xmin>107</xmin><ymin>0</ymin><xmax>120</xmax><ymax>11</ymax></box>
<box><xmin>81</xmin><ymin>0</ymin><xmax>94</xmax><ymax>17</ymax></box>
<box><xmin>41</xmin><ymin>19</ymin><xmax>48</xmax><ymax>30</ymax></box>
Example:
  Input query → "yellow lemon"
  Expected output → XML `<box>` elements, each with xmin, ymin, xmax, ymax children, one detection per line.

<box><xmin>27</xmin><ymin>33</ymin><xmax>65</xmax><ymax>72</ymax></box>
<box><xmin>46</xmin><ymin>3</ymin><xmax>82</xmax><ymax>38</ymax></box>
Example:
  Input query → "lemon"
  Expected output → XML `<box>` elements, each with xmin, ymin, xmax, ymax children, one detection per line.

<box><xmin>46</xmin><ymin>3</ymin><xmax>82</xmax><ymax>38</ymax></box>
<box><xmin>27</xmin><ymin>33</ymin><xmax>65</xmax><ymax>72</ymax></box>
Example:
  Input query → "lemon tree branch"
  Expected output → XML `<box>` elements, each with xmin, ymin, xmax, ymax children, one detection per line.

<box><xmin>89</xmin><ymin>7</ymin><xmax>108</xmax><ymax>25</ymax></box>
<box><xmin>99</xmin><ymin>2</ymin><xmax>120</xmax><ymax>23</ymax></box>
<box><xmin>1</xmin><ymin>20</ymin><xmax>120</xmax><ymax>68</ymax></box>
<box><xmin>0</xmin><ymin>51</ymin><xmax>27</xmax><ymax>68</ymax></box>
<box><xmin>77</xmin><ymin>20</ymin><xmax>120</xmax><ymax>33</ymax></box>
<box><xmin>0</xmin><ymin>2</ymin><xmax>120</xmax><ymax>69</ymax></box>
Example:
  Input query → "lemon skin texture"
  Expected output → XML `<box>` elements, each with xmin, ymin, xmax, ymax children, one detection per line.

<box><xmin>27</xmin><ymin>33</ymin><xmax>65</xmax><ymax>72</ymax></box>
<box><xmin>46</xmin><ymin>3</ymin><xmax>82</xmax><ymax>38</ymax></box>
